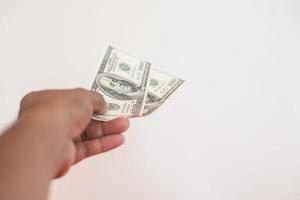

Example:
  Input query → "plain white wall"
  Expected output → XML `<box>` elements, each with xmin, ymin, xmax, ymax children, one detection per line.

<box><xmin>1</xmin><ymin>0</ymin><xmax>300</xmax><ymax>199</ymax></box>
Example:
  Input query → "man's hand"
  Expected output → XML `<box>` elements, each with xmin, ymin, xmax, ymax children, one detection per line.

<box><xmin>18</xmin><ymin>88</ymin><xmax>130</xmax><ymax>177</ymax></box>
<box><xmin>0</xmin><ymin>88</ymin><xmax>130</xmax><ymax>200</ymax></box>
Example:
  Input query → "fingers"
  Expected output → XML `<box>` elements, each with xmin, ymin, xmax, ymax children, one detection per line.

<box><xmin>74</xmin><ymin>134</ymin><xmax>125</xmax><ymax>164</ymax></box>
<box><xmin>73</xmin><ymin>117</ymin><xmax>130</xmax><ymax>164</ymax></box>
<box><xmin>86</xmin><ymin>118</ymin><xmax>130</xmax><ymax>138</ymax></box>
<box><xmin>102</xmin><ymin>118</ymin><xmax>130</xmax><ymax>134</ymax></box>
<box><xmin>81</xmin><ymin>120</ymin><xmax>104</xmax><ymax>140</ymax></box>
<box><xmin>74</xmin><ymin>118</ymin><xmax>130</xmax><ymax>142</ymax></box>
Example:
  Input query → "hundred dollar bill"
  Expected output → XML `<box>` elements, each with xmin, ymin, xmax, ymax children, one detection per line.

<box><xmin>142</xmin><ymin>68</ymin><xmax>184</xmax><ymax>116</ymax></box>
<box><xmin>91</xmin><ymin>46</ymin><xmax>151</xmax><ymax>121</ymax></box>
<box><xmin>92</xmin><ymin>68</ymin><xmax>184</xmax><ymax>121</ymax></box>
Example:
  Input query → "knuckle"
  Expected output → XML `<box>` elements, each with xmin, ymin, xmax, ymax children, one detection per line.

<box><xmin>20</xmin><ymin>91</ymin><xmax>37</xmax><ymax>105</ymax></box>
<box><xmin>73</xmin><ymin>87</ymin><xmax>87</xmax><ymax>94</ymax></box>
<box><xmin>72</xmin><ymin>88</ymin><xmax>89</xmax><ymax>101</ymax></box>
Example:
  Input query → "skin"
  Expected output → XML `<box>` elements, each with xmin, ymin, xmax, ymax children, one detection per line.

<box><xmin>0</xmin><ymin>88</ymin><xmax>130</xmax><ymax>200</ymax></box>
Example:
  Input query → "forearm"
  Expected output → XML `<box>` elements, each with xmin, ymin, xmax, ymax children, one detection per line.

<box><xmin>0</xmin><ymin>119</ymin><xmax>65</xmax><ymax>200</ymax></box>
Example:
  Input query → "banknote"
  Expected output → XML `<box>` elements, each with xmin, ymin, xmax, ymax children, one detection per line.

<box><xmin>91</xmin><ymin>46</ymin><xmax>184</xmax><ymax>121</ymax></box>
<box><xmin>142</xmin><ymin>68</ymin><xmax>184</xmax><ymax>116</ymax></box>
<box><xmin>91</xmin><ymin>46</ymin><xmax>151</xmax><ymax>121</ymax></box>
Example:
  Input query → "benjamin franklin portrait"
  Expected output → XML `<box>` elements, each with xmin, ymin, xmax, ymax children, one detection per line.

<box><xmin>95</xmin><ymin>73</ymin><xmax>143</xmax><ymax>101</ymax></box>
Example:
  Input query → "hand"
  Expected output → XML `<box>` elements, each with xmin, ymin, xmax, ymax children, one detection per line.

<box><xmin>18</xmin><ymin>88</ymin><xmax>129</xmax><ymax>178</ymax></box>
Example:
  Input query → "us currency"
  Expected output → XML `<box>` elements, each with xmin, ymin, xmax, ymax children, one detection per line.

<box><xmin>142</xmin><ymin>68</ymin><xmax>184</xmax><ymax>116</ymax></box>
<box><xmin>91</xmin><ymin>46</ymin><xmax>151</xmax><ymax>121</ymax></box>
<box><xmin>91</xmin><ymin>46</ymin><xmax>184</xmax><ymax>121</ymax></box>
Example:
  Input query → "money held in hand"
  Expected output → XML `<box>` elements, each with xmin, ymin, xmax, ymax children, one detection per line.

<box><xmin>91</xmin><ymin>46</ymin><xmax>184</xmax><ymax>121</ymax></box>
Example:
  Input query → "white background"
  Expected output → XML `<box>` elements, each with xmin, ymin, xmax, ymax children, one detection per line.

<box><xmin>0</xmin><ymin>0</ymin><xmax>300</xmax><ymax>199</ymax></box>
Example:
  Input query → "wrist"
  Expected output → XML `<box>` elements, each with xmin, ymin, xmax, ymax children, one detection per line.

<box><xmin>0</xmin><ymin>120</ymin><xmax>60</xmax><ymax>199</ymax></box>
